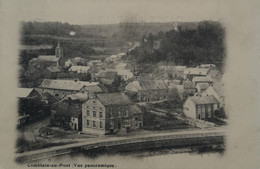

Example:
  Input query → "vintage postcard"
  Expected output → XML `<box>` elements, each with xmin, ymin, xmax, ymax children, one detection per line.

<box><xmin>0</xmin><ymin>0</ymin><xmax>259</xmax><ymax>169</ymax></box>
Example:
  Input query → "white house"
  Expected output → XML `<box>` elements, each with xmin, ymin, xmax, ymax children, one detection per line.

<box><xmin>69</xmin><ymin>66</ymin><xmax>91</xmax><ymax>73</ymax></box>
<box><xmin>183</xmin><ymin>95</ymin><xmax>219</xmax><ymax>120</ymax></box>
<box><xmin>202</xmin><ymin>84</ymin><xmax>225</xmax><ymax>108</ymax></box>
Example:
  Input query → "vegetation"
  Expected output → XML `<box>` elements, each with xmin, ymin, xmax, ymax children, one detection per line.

<box><xmin>128</xmin><ymin>21</ymin><xmax>225</xmax><ymax>70</ymax></box>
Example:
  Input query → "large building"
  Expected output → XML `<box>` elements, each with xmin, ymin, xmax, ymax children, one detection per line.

<box><xmin>183</xmin><ymin>95</ymin><xmax>219</xmax><ymax>120</ymax></box>
<box><xmin>29</xmin><ymin>41</ymin><xmax>65</xmax><ymax>67</ymax></box>
<box><xmin>36</xmin><ymin>79</ymin><xmax>103</xmax><ymax>99</ymax></box>
<box><xmin>82</xmin><ymin>93</ymin><xmax>143</xmax><ymax>135</ymax></box>
<box><xmin>125</xmin><ymin>80</ymin><xmax>168</xmax><ymax>102</ymax></box>
<box><xmin>184</xmin><ymin>68</ymin><xmax>210</xmax><ymax>81</ymax></box>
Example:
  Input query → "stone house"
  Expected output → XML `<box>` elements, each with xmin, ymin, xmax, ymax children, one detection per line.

<box><xmin>51</xmin><ymin>102</ymin><xmax>82</xmax><ymax>131</ymax></box>
<box><xmin>82</xmin><ymin>93</ymin><xmax>143</xmax><ymax>135</ymax></box>
<box><xmin>36</xmin><ymin>79</ymin><xmax>102</xmax><ymax>99</ymax></box>
<box><xmin>125</xmin><ymin>80</ymin><xmax>168</xmax><ymax>102</ymax></box>
<box><xmin>184</xmin><ymin>68</ymin><xmax>210</xmax><ymax>81</ymax></box>
<box><xmin>183</xmin><ymin>95</ymin><xmax>219</xmax><ymax>120</ymax></box>
<box><xmin>202</xmin><ymin>84</ymin><xmax>225</xmax><ymax>108</ymax></box>
<box><xmin>192</xmin><ymin>76</ymin><xmax>213</xmax><ymax>86</ymax></box>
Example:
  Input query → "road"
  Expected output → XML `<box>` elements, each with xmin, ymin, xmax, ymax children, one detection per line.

<box><xmin>16</xmin><ymin>126</ymin><xmax>226</xmax><ymax>163</ymax></box>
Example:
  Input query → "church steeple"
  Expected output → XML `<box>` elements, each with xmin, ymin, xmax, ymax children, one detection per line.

<box><xmin>55</xmin><ymin>41</ymin><xmax>63</xmax><ymax>58</ymax></box>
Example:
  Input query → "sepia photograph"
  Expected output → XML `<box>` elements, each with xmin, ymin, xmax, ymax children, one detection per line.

<box><xmin>0</xmin><ymin>0</ymin><xmax>259</xmax><ymax>169</ymax></box>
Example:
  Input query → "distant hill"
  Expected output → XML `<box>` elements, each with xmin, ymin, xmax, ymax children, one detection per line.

<box><xmin>81</xmin><ymin>22</ymin><xmax>199</xmax><ymax>42</ymax></box>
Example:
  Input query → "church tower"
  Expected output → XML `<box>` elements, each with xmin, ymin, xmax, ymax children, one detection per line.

<box><xmin>55</xmin><ymin>41</ymin><xmax>63</xmax><ymax>58</ymax></box>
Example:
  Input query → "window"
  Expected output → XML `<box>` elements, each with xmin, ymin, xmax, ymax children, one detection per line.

<box><xmin>93</xmin><ymin>121</ymin><xmax>96</xmax><ymax>128</ymax></box>
<box><xmin>207</xmin><ymin>106</ymin><xmax>211</xmax><ymax>113</ymax></box>
<box><xmin>93</xmin><ymin>111</ymin><xmax>96</xmax><ymax>117</ymax></box>
<box><xmin>197</xmin><ymin>106</ymin><xmax>201</xmax><ymax>113</ymax></box>
<box><xmin>135</xmin><ymin>117</ymin><xmax>138</xmax><ymax>121</ymax></box>
<box><xmin>202</xmin><ymin>106</ymin><xmax>205</xmax><ymax>113</ymax></box>
<box><xmin>93</xmin><ymin>100</ymin><xmax>96</xmax><ymax>104</ymax></box>
<box><xmin>99</xmin><ymin>112</ymin><xmax>103</xmax><ymax>118</ymax></box>
<box><xmin>87</xmin><ymin>120</ymin><xmax>90</xmax><ymax>127</ymax></box>
<box><xmin>110</xmin><ymin>112</ymin><xmax>113</xmax><ymax>117</ymax></box>
<box><xmin>100</xmin><ymin>122</ymin><xmax>103</xmax><ymax>128</ymax></box>
<box><xmin>99</xmin><ymin>107</ymin><xmax>102</xmax><ymax>110</ymax></box>
<box><xmin>87</xmin><ymin>110</ymin><xmax>90</xmax><ymax>116</ymax></box>
<box><xmin>93</xmin><ymin>106</ymin><xmax>96</xmax><ymax>109</ymax></box>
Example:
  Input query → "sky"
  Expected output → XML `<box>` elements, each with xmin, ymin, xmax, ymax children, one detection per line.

<box><xmin>5</xmin><ymin>0</ymin><xmax>228</xmax><ymax>25</ymax></box>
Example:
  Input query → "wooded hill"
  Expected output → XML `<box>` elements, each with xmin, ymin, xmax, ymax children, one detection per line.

<box><xmin>127</xmin><ymin>21</ymin><xmax>225</xmax><ymax>69</ymax></box>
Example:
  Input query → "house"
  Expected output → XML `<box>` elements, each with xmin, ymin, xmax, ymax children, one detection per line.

<box><xmin>36</xmin><ymin>79</ymin><xmax>102</xmax><ymax>99</ymax></box>
<box><xmin>207</xmin><ymin>69</ymin><xmax>219</xmax><ymax>78</ymax></box>
<box><xmin>65</xmin><ymin>57</ymin><xmax>87</xmax><ymax>67</ymax></box>
<box><xmin>17</xmin><ymin>88</ymin><xmax>44</xmax><ymax>127</ymax></box>
<box><xmin>192</xmin><ymin>76</ymin><xmax>213</xmax><ymax>86</ymax></box>
<box><xmin>116</xmin><ymin>69</ymin><xmax>134</xmax><ymax>81</ymax></box>
<box><xmin>183</xmin><ymin>95</ymin><xmax>219</xmax><ymax>120</ymax></box>
<box><xmin>105</xmin><ymin>53</ymin><xmax>125</xmax><ymax>62</ymax></box>
<box><xmin>88</xmin><ymin>60</ymin><xmax>102</xmax><ymax>67</ymax></box>
<box><xmin>125</xmin><ymin>80</ymin><xmax>168</xmax><ymax>102</ymax></box>
<box><xmin>196</xmin><ymin>83</ymin><xmax>210</xmax><ymax>93</ymax></box>
<box><xmin>51</xmin><ymin>102</ymin><xmax>82</xmax><ymax>131</ymax></box>
<box><xmin>82</xmin><ymin>93</ymin><xmax>143</xmax><ymax>135</ymax></box>
<box><xmin>173</xmin><ymin>66</ymin><xmax>186</xmax><ymax>78</ymax></box>
<box><xmin>115</xmin><ymin>62</ymin><xmax>127</xmax><ymax>70</ymax></box>
<box><xmin>17</xmin><ymin>88</ymin><xmax>41</xmax><ymax>99</ymax></box>
<box><xmin>94</xmin><ymin>70</ymin><xmax>118</xmax><ymax>85</ymax></box>
<box><xmin>29</xmin><ymin>41</ymin><xmax>65</xmax><ymax>67</ymax></box>
<box><xmin>164</xmin><ymin>81</ymin><xmax>184</xmax><ymax>99</ymax></box>
<box><xmin>183</xmin><ymin>81</ymin><xmax>196</xmax><ymax>96</ymax></box>
<box><xmin>69</xmin><ymin>66</ymin><xmax>91</xmax><ymax>73</ymax></box>
<box><xmin>197</xmin><ymin>64</ymin><xmax>217</xmax><ymax>70</ymax></box>
<box><xmin>202</xmin><ymin>84</ymin><xmax>225</xmax><ymax>108</ymax></box>
<box><xmin>184</xmin><ymin>68</ymin><xmax>210</xmax><ymax>81</ymax></box>
<box><xmin>42</xmin><ymin>66</ymin><xmax>62</xmax><ymax>79</ymax></box>
<box><xmin>63</xmin><ymin>92</ymin><xmax>89</xmax><ymax>102</ymax></box>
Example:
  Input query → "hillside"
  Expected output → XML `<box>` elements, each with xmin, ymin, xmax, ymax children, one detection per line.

<box><xmin>127</xmin><ymin>21</ymin><xmax>225</xmax><ymax>70</ymax></box>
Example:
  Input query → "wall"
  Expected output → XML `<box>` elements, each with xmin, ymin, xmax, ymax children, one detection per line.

<box><xmin>183</xmin><ymin>98</ymin><xmax>196</xmax><ymax>119</ymax></box>
<box><xmin>82</xmin><ymin>99</ymin><xmax>106</xmax><ymax>135</ymax></box>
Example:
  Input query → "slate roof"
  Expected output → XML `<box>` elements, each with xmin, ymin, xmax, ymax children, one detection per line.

<box><xmin>52</xmin><ymin>102</ymin><xmax>82</xmax><ymax>117</ymax></box>
<box><xmin>190</xmin><ymin>95</ymin><xmax>219</xmax><ymax>105</ymax></box>
<box><xmin>128</xmin><ymin>105</ymin><xmax>143</xmax><ymax>115</ymax></box>
<box><xmin>125</xmin><ymin>81</ymin><xmax>142</xmax><ymax>92</ymax></box>
<box><xmin>84</xmin><ymin>85</ymin><xmax>103</xmax><ymax>93</ymax></box>
<box><xmin>46</xmin><ymin>66</ymin><xmax>62</xmax><ymax>73</ymax></box>
<box><xmin>196</xmin><ymin>83</ymin><xmax>210</xmax><ymax>90</ymax></box>
<box><xmin>64</xmin><ymin>93</ymin><xmax>89</xmax><ymax>102</ymax></box>
<box><xmin>183</xmin><ymin>81</ymin><xmax>196</xmax><ymax>89</ymax></box>
<box><xmin>211</xmin><ymin>83</ymin><xmax>225</xmax><ymax>97</ymax></box>
<box><xmin>184</xmin><ymin>68</ymin><xmax>209</xmax><ymax>75</ymax></box>
<box><xmin>69</xmin><ymin>66</ymin><xmax>90</xmax><ymax>73</ymax></box>
<box><xmin>37</xmin><ymin>55</ymin><xmax>59</xmax><ymax>62</ymax></box>
<box><xmin>38</xmin><ymin>79</ymin><xmax>99</xmax><ymax>91</ymax></box>
<box><xmin>207</xmin><ymin>70</ymin><xmax>219</xmax><ymax>78</ymax></box>
<box><xmin>193</xmin><ymin>76</ymin><xmax>213</xmax><ymax>83</ymax></box>
<box><xmin>139</xmin><ymin>80</ymin><xmax>168</xmax><ymax>90</ymax></box>
<box><xmin>97</xmin><ymin>93</ymin><xmax>132</xmax><ymax>106</ymax></box>
<box><xmin>97</xmin><ymin>71</ymin><xmax>117</xmax><ymax>78</ymax></box>
<box><xmin>174</xmin><ymin>66</ymin><xmax>187</xmax><ymax>71</ymax></box>
<box><xmin>197</xmin><ymin>64</ymin><xmax>216</xmax><ymax>68</ymax></box>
